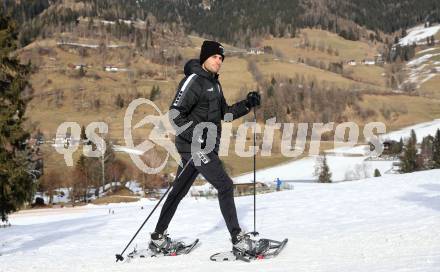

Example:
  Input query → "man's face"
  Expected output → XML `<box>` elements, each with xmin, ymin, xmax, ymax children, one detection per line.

<box><xmin>202</xmin><ymin>54</ymin><xmax>223</xmax><ymax>74</ymax></box>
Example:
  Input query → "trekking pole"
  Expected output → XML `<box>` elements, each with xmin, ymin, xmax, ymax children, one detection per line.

<box><xmin>250</xmin><ymin>106</ymin><xmax>259</xmax><ymax>237</ymax></box>
<box><xmin>115</xmin><ymin>157</ymin><xmax>193</xmax><ymax>262</ymax></box>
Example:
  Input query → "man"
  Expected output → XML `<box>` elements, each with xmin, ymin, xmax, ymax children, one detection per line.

<box><xmin>149</xmin><ymin>40</ymin><xmax>261</xmax><ymax>254</ymax></box>
<box><xmin>276</xmin><ymin>177</ymin><xmax>282</xmax><ymax>191</ymax></box>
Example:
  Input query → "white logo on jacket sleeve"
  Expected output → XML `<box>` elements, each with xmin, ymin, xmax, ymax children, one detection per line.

<box><xmin>207</xmin><ymin>87</ymin><xmax>214</xmax><ymax>92</ymax></box>
<box><xmin>173</xmin><ymin>74</ymin><xmax>197</xmax><ymax>106</ymax></box>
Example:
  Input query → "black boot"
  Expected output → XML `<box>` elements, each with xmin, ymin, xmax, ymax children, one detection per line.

<box><xmin>232</xmin><ymin>232</ymin><xmax>257</xmax><ymax>255</ymax></box>
<box><xmin>149</xmin><ymin>231</ymin><xmax>173</xmax><ymax>254</ymax></box>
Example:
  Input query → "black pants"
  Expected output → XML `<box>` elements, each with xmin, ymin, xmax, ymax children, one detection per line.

<box><xmin>155</xmin><ymin>152</ymin><xmax>241</xmax><ymax>238</ymax></box>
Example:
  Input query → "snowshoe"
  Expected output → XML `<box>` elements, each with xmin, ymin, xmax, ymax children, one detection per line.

<box><xmin>125</xmin><ymin>233</ymin><xmax>199</xmax><ymax>261</ymax></box>
<box><xmin>210</xmin><ymin>237</ymin><xmax>288</xmax><ymax>262</ymax></box>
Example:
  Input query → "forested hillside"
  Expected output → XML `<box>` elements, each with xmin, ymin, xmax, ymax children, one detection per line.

<box><xmin>4</xmin><ymin>0</ymin><xmax>440</xmax><ymax>47</ymax></box>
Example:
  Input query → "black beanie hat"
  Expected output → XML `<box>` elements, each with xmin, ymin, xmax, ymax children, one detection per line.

<box><xmin>199</xmin><ymin>40</ymin><xmax>225</xmax><ymax>65</ymax></box>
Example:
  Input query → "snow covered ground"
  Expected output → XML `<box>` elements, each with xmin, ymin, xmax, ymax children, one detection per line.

<box><xmin>2</xmin><ymin>121</ymin><xmax>440</xmax><ymax>271</ymax></box>
<box><xmin>399</xmin><ymin>24</ymin><xmax>440</xmax><ymax>46</ymax></box>
<box><xmin>1</xmin><ymin>170</ymin><xmax>440</xmax><ymax>272</ymax></box>
<box><xmin>404</xmin><ymin>51</ymin><xmax>440</xmax><ymax>89</ymax></box>
<box><xmin>382</xmin><ymin>119</ymin><xmax>440</xmax><ymax>143</ymax></box>
<box><xmin>397</xmin><ymin>24</ymin><xmax>440</xmax><ymax>89</ymax></box>
<box><xmin>234</xmin><ymin>155</ymin><xmax>394</xmax><ymax>183</ymax></box>
<box><xmin>234</xmin><ymin>119</ymin><xmax>440</xmax><ymax>184</ymax></box>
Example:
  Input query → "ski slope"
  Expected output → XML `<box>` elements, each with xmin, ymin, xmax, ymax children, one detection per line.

<box><xmin>382</xmin><ymin>119</ymin><xmax>440</xmax><ymax>143</ymax></box>
<box><xmin>234</xmin><ymin>154</ymin><xmax>394</xmax><ymax>183</ymax></box>
<box><xmin>234</xmin><ymin>119</ymin><xmax>440</xmax><ymax>184</ymax></box>
<box><xmin>399</xmin><ymin>24</ymin><xmax>440</xmax><ymax>46</ymax></box>
<box><xmin>1</xmin><ymin>170</ymin><xmax>440</xmax><ymax>272</ymax></box>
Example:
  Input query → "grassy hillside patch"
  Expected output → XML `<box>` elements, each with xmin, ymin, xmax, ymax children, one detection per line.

<box><xmin>263</xmin><ymin>28</ymin><xmax>379</xmax><ymax>62</ymax></box>
<box><xmin>415</xmin><ymin>47</ymin><xmax>440</xmax><ymax>57</ymax></box>
<box><xmin>419</xmin><ymin>74</ymin><xmax>440</xmax><ymax>99</ymax></box>
<box><xmin>221</xmin><ymin>57</ymin><xmax>256</xmax><ymax>101</ymax></box>
<box><xmin>360</xmin><ymin>94</ymin><xmax>440</xmax><ymax>130</ymax></box>
<box><xmin>260</xmin><ymin>29</ymin><xmax>386</xmax><ymax>91</ymax></box>
<box><xmin>432</xmin><ymin>54</ymin><xmax>440</xmax><ymax>62</ymax></box>
<box><xmin>344</xmin><ymin>65</ymin><xmax>386</xmax><ymax>87</ymax></box>
<box><xmin>301</xmin><ymin>29</ymin><xmax>378</xmax><ymax>60</ymax></box>
<box><xmin>256</xmin><ymin>59</ymin><xmax>381</xmax><ymax>91</ymax></box>
<box><xmin>263</xmin><ymin>37</ymin><xmax>341</xmax><ymax>63</ymax></box>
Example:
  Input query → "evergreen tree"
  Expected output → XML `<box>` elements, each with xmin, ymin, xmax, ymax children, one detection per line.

<box><xmin>433</xmin><ymin>129</ymin><xmax>440</xmax><ymax>168</ymax></box>
<box><xmin>399</xmin><ymin>137</ymin><xmax>404</xmax><ymax>152</ymax></box>
<box><xmin>78</xmin><ymin>65</ymin><xmax>86</xmax><ymax>77</ymax></box>
<box><xmin>420</xmin><ymin>135</ymin><xmax>434</xmax><ymax>169</ymax></box>
<box><xmin>115</xmin><ymin>94</ymin><xmax>124</xmax><ymax>108</ymax></box>
<box><xmin>102</xmin><ymin>138</ymin><xmax>116</xmax><ymax>192</ymax></box>
<box><xmin>0</xmin><ymin>12</ymin><xmax>35</xmax><ymax>222</ymax></box>
<box><xmin>315</xmin><ymin>154</ymin><xmax>332</xmax><ymax>183</ymax></box>
<box><xmin>149</xmin><ymin>85</ymin><xmax>161</xmax><ymax>101</ymax></box>
<box><xmin>399</xmin><ymin>129</ymin><xmax>418</xmax><ymax>173</ymax></box>
<box><xmin>390</xmin><ymin>138</ymin><xmax>403</xmax><ymax>155</ymax></box>
<box><xmin>401</xmin><ymin>29</ymin><xmax>407</xmax><ymax>38</ymax></box>
<box><xmin>374</xmin><ymin>169</ymin><xmax>381</xmax><ymax>177</ymax></box>
<box><xmin>80</xmin><ymin>125</ymin><xmax>87</xmax><ymax>141</ymax></box>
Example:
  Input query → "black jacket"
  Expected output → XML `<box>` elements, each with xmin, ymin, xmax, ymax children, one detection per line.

<box><xmin>170</xmin><ymin>59</ymin><xmax>250</xmax><ymax>153</ymax></box>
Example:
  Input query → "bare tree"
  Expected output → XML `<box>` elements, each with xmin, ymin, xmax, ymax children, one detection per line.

<box><xmin>40</xmin><ymin>169</ymin><xmax>62</xmax><ymax>204</ymax></box>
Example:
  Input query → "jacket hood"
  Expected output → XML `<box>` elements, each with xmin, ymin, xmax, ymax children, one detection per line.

<box><xmin>184</xmin><ymin>59</ymin><xmax>218</xmax><ymax>80</ymax></box>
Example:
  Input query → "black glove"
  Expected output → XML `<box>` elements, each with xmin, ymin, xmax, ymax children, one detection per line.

<box><xmin>245</xmin><ymin>91</ymin><xmax>261</xmax><ymax>108</ymax></box>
